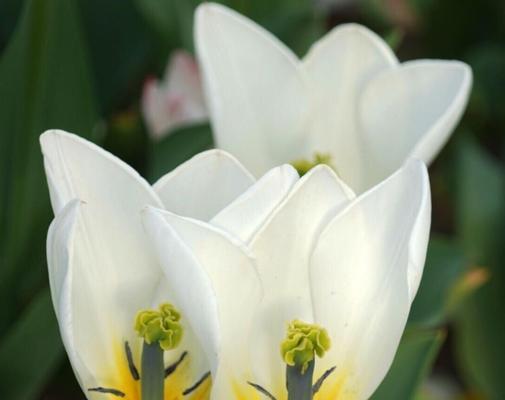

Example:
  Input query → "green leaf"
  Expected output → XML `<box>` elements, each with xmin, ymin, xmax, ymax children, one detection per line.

<box><xmin>0</xmin><ymin>0</ymin><xmax>23</xmax><ymax>51</ymax></box>
<box><xmin>409</xmin><ymin>236</ymin><xmax>467</xmax><ymax>327</ymax></box>
<box><xmin>148</xmin><ymin>123</ymin><xmax>213</xmax><ymax>182</ymax></box>
<box><xmin>78</xmin><ymin>0</ymin><xmax>154</xmax><ymax>114</ymax></box>
<box><xmin>454</xmin><ymin>139</ymin><xmax>505</xmax><ymax>399</ymax></box>
<box><xmin>457</xmin><ymin>139</ymin><xmax>505</xmax><ymax>265</ymax></box>
<box><xmin>134</xmin><ymin>0</ymin><xmax>199</xmax><ymax>52</ymax></box>
<box><xmin>0</xmin><ymin>289</ymin><xmax>64</xmax><ymax>400</ymax></box>
<box><xmin>0</xmin><ymin>0</ymin><xmax>98</xmax><ymax>332</ymax></box>
<box><xmin>371</xmin><ymin>329</ymin><xmax>445</xmax><ymax>400</ymax></box>
<box><xmin>133</xmin><ymin>0</ymin><xmax>178</xmax><ymax>46</ymax></box>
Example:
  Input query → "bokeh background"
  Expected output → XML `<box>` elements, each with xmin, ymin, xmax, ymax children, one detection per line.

<box><xmin>0</xmin><ymin>0</ymin><xmax>503</xmax><ymax>399</ymax></box>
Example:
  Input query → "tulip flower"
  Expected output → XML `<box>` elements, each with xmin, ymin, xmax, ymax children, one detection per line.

<box><xmin>41</xmin><ymin>129</ymin><xmax>259</xmax><ymax>399</ymax></box>
<box><xmin>195</xmin><ymin>3</ymin><xmax>471</xmax><ymax>193</ymax></box>
<box><xmin>143</xmin><ymin>156</ymin><xmax>431</xmax><ymax>399</ymax></box>
<box><xmin>142</xmin><ymin>50</ymin><xmax>208</xmax><ymax>140</ymax></box>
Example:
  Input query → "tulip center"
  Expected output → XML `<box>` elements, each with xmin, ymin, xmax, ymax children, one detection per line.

<box><xmin>247</xmin><ymin>319</ymin><xmax>335</xmax><ymax>400</ymax></box>
<box><xmin>291</xmin><ymin>153</ymin><xmax>333</xmax><ymax>176</ymax></box>
<box><xmin>87</xmin><ymin>302</ymin><xmax>211</xmax><ymax>399</ymax></box>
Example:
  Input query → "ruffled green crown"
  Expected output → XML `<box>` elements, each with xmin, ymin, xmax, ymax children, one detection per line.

<box><xmin>134</xmin><ymin>303</ymin><xmax>183</xmax><ymax>351</ymax></box>
<box><xmin>281</xmin><ymin>319</ymin><xmax>331</xmax><ymax>374</ymax></box>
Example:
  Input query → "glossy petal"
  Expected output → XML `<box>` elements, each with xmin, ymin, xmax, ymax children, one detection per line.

<box><xmin>46</xmin><ymin>200</ymin><xmax>92</xmax><ymax>391</ymax></box>
<box><xmin>154</xmin><ymin>149</ymin><xmax>255</xmax><ymax>220</ymax></box>
<box><xmin>196</xmin><ymin>3</ymin><xmax>310</xmax><ymax>176</ymax></box>
<box><xmin>41</xmin><ymin>130</ymin><xmax>205</xmax><ymax>395</ymax></box>
<box><xmin>40</xmin><ymin>129</ymin><xmax>163</xmax><ymax>213</ymax></box>
<box><xmin>142</xmin><ymin>207</ymin><xmax>262</xmax><ymax>399</ymax></box>
<box><xmin>359</xmin><ymin>60</ymin><xmax>472</xmax><ymax>188</ymax></box>
<box><xmin>309</xmin><ymin>159</ymin><xmax>431</xmax><ymax>398</ymax></box>
<box><xmin>41</xmin><ymin>130</ymin><xmax>160</xmax><ymax>374</ymax></box>
<box><xmin>211</xmin><ymin>164</ymin><xmax>299</xmax><ymax>243</ymax></box>
<box><xmin>247</xmin><ymin>166</ymin><xmax>354</xmax><ymax>392</ymax></box>
<box><xmin>303</xmin><ymin>24</ymin><xmax>397</xmax><ymax>191</ymax></box>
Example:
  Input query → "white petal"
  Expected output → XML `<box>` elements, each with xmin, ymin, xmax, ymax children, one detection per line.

<box><xmin>211</xmin><ymin>164</ymin><xmax>299</xmax><ymax>243</ymax></box>
<box><xmin>47</xmin><ymin>199</ymin><xmax>146</xmax><ymax>390</ymax></box>
<box><xmin>359</xmin><ymin>60</ymin><xmax>472</xmax><ymax>188</ymax></box>
<box><xmin>40</xmin><ymin>130</ymin><xmax>183</xmax><ymax>390</ymax></box>
<box><xmin>303</xmin><ymin>23</ymin><xmax>397</xmax><ymax>192</ymax></box>
<box><xmin>46</xmin><ymin>200</ymin><xmax>92</xmax><ymax>391</ymax></box>
<box><xmin>154</xmin><ymin>149</ymin><xmax>255</xmax><ymax>220</ymax></box>
<box><xmin>309</xmin><ymin>159</ymin><xmax>431</xmax><ymax>398</ymax></box>
<box><xmin>40</xmin><ymin>131</ymin><xmax>164</xmax><ymax>342</ymax></box>
<box><xmin>248</xmin><ymin>166</ymin><xmax>354</xmax><ymax>391</ymax></box>
<box><xmin>40</xmin><ymin>129</ymin><xmax>163</xmax><ymax>213</ymax></box>
<box><xmin>196</xmin><ymin>3</ymin><xmax>309</xmax><ymax>176</ymax></box>
<box><xmin>142</xmin><ymin>207</ymin><xmax>262</xmax><ymax>399</ymax></box>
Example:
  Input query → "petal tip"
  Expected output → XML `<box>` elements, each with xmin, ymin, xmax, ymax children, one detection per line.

<box><xmin>196</xmin><ymin>2</ymin><xmax>234</xmax><ymax>28</ymax></box>
<box><xmin>306</xmin><ymin>21</ymin><xmax>398</xmax><ymax>65</ymax></box>
<box><xmin>40</xmin><ymin>129</ymin><xmax>74</xmax><ymax>153</ymax></box>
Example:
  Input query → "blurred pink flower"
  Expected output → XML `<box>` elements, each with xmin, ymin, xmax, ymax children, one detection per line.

<box><xmin>142</xmin><ymin>50</ymin><xmax>208</xmax><ymax>140</ymax></box>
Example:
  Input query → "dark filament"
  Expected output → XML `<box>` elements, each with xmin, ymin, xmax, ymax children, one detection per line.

<box><xmin>88</xmin><ymin>387</ymin><xmax>125</xmax><ymax>397</ymax></box>
<box><xmin>312</xmin><ymin>366</ymin><xmax>336</xmax><ymax>395</ymax></box>
<box><xmin>182</xmin><ymin>371</ymin><xmax>211</xmax><ymax>396</ymax></box>
<box><xmin>165</xmin><ymin>351</ymin><xmax>188</xmax><ymax>377</ymax></box>
<box><xmin>125</xmin><ymin>341</ymin><xmax>140</xmax><ymax>381</ymax></box>
<box><xmin>247</xmin><ymin>381</ymin><xmax>277</xmax><ymax>400</ymax></box>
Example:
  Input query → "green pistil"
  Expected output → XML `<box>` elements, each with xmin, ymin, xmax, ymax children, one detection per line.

<box><xmin>135</xmin><ymin>303</ymin><xmax>183</xmax><ymax>351</ymax></box>
<box><xmin>291</xmin><ymin>153</ymin><xmax>333</xmax><ymax>176</ymax></box>
<box><xmin>134</xmin><ymin>303</ymin><xmax>184</xmax><ymax>400</ymax></box>
<box><xmin>281</xmin><ymin>320</ymin><xmax>331</xmax><ymax>400</ymax></box>
<box><xmin>281</xmin><ymin>319</ymin><xmax>331</xmax><ymax>373</ymax></box>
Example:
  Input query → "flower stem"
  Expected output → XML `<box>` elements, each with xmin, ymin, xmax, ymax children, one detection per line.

<box><xmin>286</xmin><ymin>359</ymin><xmax>314</xmax><ymax>400</ymax></box>
<box><xmin>141</xmin><ymin>341</ymin><xmax>164</xmax><ymax>400</ymax></box>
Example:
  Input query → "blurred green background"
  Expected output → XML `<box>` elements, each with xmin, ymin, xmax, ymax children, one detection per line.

<box><xmin>0</xmin><ymin>0</ymin><xmax>503</xmax><ymax>399</ymax></box>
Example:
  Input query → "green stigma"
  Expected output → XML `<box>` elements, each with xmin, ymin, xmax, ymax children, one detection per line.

<box><xmin>281</xmin><ymin>319</ymin><xmax>331</xmax><ymax>374</ymax></box>
<box><xmin>291</xmin><ymin>153</ymin><xmax>333</xmax><ymax>176</ymax></box>
<box><xmin>135</xmin><ymin>303</ymin><xmax>183</xmax><ymax>351</ymax></box>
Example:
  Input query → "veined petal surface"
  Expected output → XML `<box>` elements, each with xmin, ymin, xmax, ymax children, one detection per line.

<box><xmin>196</xmin><ymin>3</ymin><xmax>471</xmax><ymax>195</ymax></box>
<box><xmin>196</xmin><ymin>3</ymin><xmax>310</xmax><ymax>176</ymax></box>
<box><xmin>143</xmin><ymin>207</ymin><xmax>262</xmax><ymax>400</ymax></box>
<box><xmin>211</xmin><ymin>164</ymin><xmax>299</xmax><ymax>243</ymax></box>
<box><xmin>302</xmin><ymin>23</ymin><xmax>397</xmax><ymax>191</ymax></box>
<box><xmin>154</xmin><ymin>149</ymin><xmax>255</xmax><ymax>220</ymax></box>
<box><xmin>46</xmin><ymin>200</ymin><xmax>92</xmax><ymax>391</ymax></box>
<box><xmin>41</xmin><ymin>130</ymin><xmax>207</xmax><ymax>398</ymax></box>
<box><xmin>359</xmin><ymin>60</ymin><xmax>472</xmax><ymax>188</ymax></box>
<box><xmin>247</xmin><ymin>166</ymin><xmax>354</xmax><ymax>393</ymax></box>
<box><xmin>310</xmin><ymin>159</ymin><xmax>431</xmax><ymax>398</ymax></box>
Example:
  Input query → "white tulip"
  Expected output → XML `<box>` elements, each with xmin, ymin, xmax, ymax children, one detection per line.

<box><xmin>143</xmin><ymin>156</ymin><xmax>431</xmax><ymax>399</ymax></box>
<box><xmin>41</xmin><ymin>129</ymin><xmax>256</xmax><ymax>399</ymax></box>
<box><xmin>195</xmin><ymin>3</ymin><xmax>471</xmax><ymax>193</ymax></box>
<box><xmin>142</xmin><ymin>50</ymin><xmax>208</xmax><ymax>140</ymax></box>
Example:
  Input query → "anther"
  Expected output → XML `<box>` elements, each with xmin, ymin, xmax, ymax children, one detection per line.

<box><xmin>88</xmin><ymin>387</ymin><xmax>125</xmax><ymax>397</ymax></box>
<box><xmin>291</xmin><ymin>153</ymin><xmax>334</xmax><ymax>176</ymax></box>
<box><xmin>165</xmin><ymin>351</ymin><xmax>188</xmax><ymax>377</ymax></box>
<box><xmin>182</xmin><ymin>371</ymin><xmax>211</xmax><ymax>396</ymax></box>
